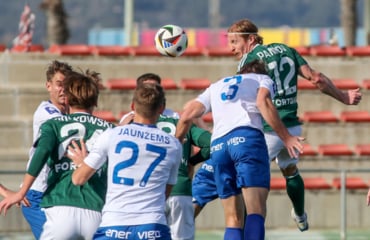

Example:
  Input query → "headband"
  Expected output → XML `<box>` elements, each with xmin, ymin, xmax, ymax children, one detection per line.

<box><xmin>227</xmin><ymin>32</ymin><xmax>258</xmax><ymax>35</ymax></box>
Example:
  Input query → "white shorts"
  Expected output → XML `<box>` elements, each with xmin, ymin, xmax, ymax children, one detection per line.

<box><xmin>40</xmin><ymin>206</ymin><xmax>101</xmax><ymax>240</ymax></box>
<box><xmin>264</xmin><ymin>125</ymin><xmax>302</xmax><ymax>170</ymax></box>
<box><xmin>166</xmin><ymin>196</ymin><xmax>194</xmax><ymax>240</ymax></box>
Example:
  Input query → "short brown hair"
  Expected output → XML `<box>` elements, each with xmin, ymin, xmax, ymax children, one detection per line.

<box><xmin>228</xmin><ymin>19</ymin><xmax>263</xmax><ymax>44</ymax></box>
<box><xmin>63</xmin><ymin>70</ymin><xmax>100</xmax><ymax>110</ymax></box>
<box><xmin>239</xmin><ymin>59</ymin><xmax>268</xmax><ymax>75</ymax></box>
<box><xmin>45</xmin><ymin>60</ymin><xmax>73</xmax><ymax>82</ymax></box>
<box><xmin>136</xmin><ymin>73</ymin><xmax>161</xmax><ymax>86</ymax></box>
<box><xmin>133</xmin><ymin>83</ymin><xmax>165</xmax><ymax>118</ymax></box>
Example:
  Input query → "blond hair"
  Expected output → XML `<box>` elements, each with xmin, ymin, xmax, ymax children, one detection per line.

<box><xmin>228</xmin><ymin>19</ymin><xmax>263</xmax><ymax>44</ymax></box>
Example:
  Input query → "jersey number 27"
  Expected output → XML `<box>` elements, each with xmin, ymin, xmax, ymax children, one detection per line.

<box><xmin>113</xmin><ymin>141</ymin><xmax>167</xmax><ymax>187</ymax></box>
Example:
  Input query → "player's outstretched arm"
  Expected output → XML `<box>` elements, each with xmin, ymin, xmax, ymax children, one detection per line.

<box><xmin>0</xmin><ymin>183</ymin><xmax>15</xmax><ymax>198</ymax></box>
<box><xmin>256</xmin><ymin>88</ymin><xmax>304</xmax><ymax>158</ymax></box>
<box><xmin>0</xmin><ymin>183</ymin><xmax>30</xmax><ymax>208</ymax></box>
<box><xmin>299</xmin><ymin>64</ymin><xmax>362</xmax><ymax>105</ymax></box>
<box><xmin>175</xmin><ymin>100</ymin><xmax>206</xmax><ymax>142</ymax></box>
<box><xmin>0</xmin><ymin>174</ymin><xmax>34</xmax><ymax>215</ymax></box>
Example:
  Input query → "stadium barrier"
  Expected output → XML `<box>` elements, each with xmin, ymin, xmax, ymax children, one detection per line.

<box><xmin>4</xmin><ymin>44</ymin><xmax>370</xmax><ymax>57</ymax></box>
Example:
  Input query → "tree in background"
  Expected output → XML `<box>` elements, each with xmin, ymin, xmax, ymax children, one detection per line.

<box><xmin>40</xmin><ymin>0</ymin><xmax>69</xmax><ymax>45</ymax></box>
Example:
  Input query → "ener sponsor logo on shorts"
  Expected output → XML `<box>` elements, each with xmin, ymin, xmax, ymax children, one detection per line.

<box><xmin>105</xmin><ymin>229</ymin><xmax>132</xmax><ymax>239</ymax></box>
<box><xmin>105</xmin><ymin>229</ymin><xmax>162</xmax><ymax>239</ymax></box>
<box><xmin>137</xmin><ymin>230</ymin><xmax>162</xmax><ymax>239</ymax></box>
<box><xmin>227</xmin><ymin>136</ymin><xmax>245</xmax><ymax>146</ymax></box>
<box><xmin>210</xmin><ymin>143</ymin><xmax>224</xmax><ymax>153</ymax></box>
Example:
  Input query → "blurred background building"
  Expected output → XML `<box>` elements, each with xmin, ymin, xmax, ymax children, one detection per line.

<box><xmin>0</xmin><ymin>0</ymin><xmax>368</xmax><ymax>48</ymax></box>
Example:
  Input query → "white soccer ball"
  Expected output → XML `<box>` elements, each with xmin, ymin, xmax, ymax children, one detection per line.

<box><xmin>154</xmin><ymin>24</ymin><xmax>188</xmax><ymax>57</ymax></box>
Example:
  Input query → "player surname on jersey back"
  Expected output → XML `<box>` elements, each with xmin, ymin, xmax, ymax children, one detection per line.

<box><xmin>255</xmin><ymin>44</ymin><xmax>288</xmax><ymax>59</ymax></box>
<box><xmin>118</xmin><ymin>127</ymin><xmax>171</xmax><ymax>144</ymax></box>
<box><xmin>55</xmin><ymin>115</ymin><xmax>112</xmax><ymax>128</ymax></box>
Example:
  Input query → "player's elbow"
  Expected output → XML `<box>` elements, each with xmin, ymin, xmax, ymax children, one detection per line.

<box><xmin>183</xmin><ymin>100</ymin><xmax>205</xmax><ymax>120</ymax></box>
<box><xmin>71</xmin><ymin>174</ymin><xmax>85</xmax><ymax>186</ymax></box>
<box><xmin>256</xmin><ymin>97</ymin><xmax>269</xmax><ymax>113</ymax></box>
<box><xmin>308</xmin><ymin>71</ymin><xmax>325</xmax><ymax>88</ymax></box>
<box><xmin>72</xmin><ymin>178</ymin><xmax>84</xmax><ymax>186</ymax></box>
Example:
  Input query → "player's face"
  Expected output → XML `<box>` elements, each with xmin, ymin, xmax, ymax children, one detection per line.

<box><xmin>227</xmin><ymin>34</ymin><xmax>248</xmax><ymax>60</ymax></box>
<box><xmin>46</xmin><ymin>71</ymin><xmax>66</xmax><ymax>109</ymax></box>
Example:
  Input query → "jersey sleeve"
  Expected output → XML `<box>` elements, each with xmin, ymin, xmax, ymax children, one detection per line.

<box><xmin>188</xmin><ymin>125</ymin><xmax>211</xmax><ymax>165</ymax></box>
<box><xmin>32</xmin><ymin>102</ymin><xmax>62</xmax><ymax>142</ymax></box>
<box><xmin>196</xmin><ymin>87</ymin><xmax>212</xmax><ymax>113</ymax></box>
<box><xmin>259</xmin><ymin>74</ymin><xmax>276</xmax><ymax>99</ymax></box>
<box><xmin>289</xmin><ymin>46</ymin><xmax>308</xmax><ymax>67</ymax></box>
<box><xmin>84</xmin><ymin>128</ymin><xmax>112</xmax><ymax>170</ymax></box>
<box><xmin>27</xmin><ymin>121</ymin><xmax>58</xmax><ymax>177</ymax></box>
<box><xmin>167</xmin><ymin>140</ymin><xmax>182</xmax><ymax>185</ymax></box>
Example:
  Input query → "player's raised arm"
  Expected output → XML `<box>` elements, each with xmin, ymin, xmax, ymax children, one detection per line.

<box><xmin>299</xmin><ymin>64</ymin><xmax>362</xmax><ymax>105</ymax></box>
<box><xmin>175</xmin><ymin>100</ymin><xmax>206</xmax><ymax>142</ymax></box>
<box><xmin>256</xmin><ymin>87</ymin><xmax>304</xmax><ymax>158</ymax></box>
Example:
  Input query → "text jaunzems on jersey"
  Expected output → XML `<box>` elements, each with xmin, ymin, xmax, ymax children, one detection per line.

<box><xmin>118</xmin><ymin>127</ymin><xmax>171</xmax><ymax>144</ymax></box>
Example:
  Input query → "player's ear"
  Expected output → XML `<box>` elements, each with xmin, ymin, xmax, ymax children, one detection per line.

<box><xmin>130</xmin><ymin>102</ymin><xmax>135</xmax><ymax>111</ymax></box>
<box><xmin>46</xmin><ymin>80</ymin><xmax>51</xmax><ymax>91</ymax></box>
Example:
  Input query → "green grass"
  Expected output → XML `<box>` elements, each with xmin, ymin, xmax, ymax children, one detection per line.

<box><xmin>3</xmin><ymin>229</ymin><xmax>370</xmax><ymax>240</ymax></box>
<box><xmin>196</xmin><ymin>229</ymin><xmax>224</xmax><ymax>240</ymax></box>
<box><xmin>195</xmin><ymin>229</ymin><xmax>370</xmax><ymax>240</ymax></box>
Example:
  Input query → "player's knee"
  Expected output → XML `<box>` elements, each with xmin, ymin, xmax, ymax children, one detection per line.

<box><xmin>280</xmin><ymin>164</ymin><xmax>298</xmax><ymax>177</ymax></box>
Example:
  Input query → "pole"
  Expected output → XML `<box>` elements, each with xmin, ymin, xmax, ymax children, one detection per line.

<box><xmin>124</xmin><ymin>0</ymin><xmax>134</xmax><ymax>46</ymax></box>
<box><xmin>208</xmin><ymin>0</ymin><xmax>220</xmax><ymax>29</ymax></box>
<box><xmin>364</xmin><ymin>0</ymin><xmax>370</xmax><ymax>45</ymax></box>
<box><xmin>340</xmin><ymin>170</ymin><xmax>347</xmax><ymax>240</ymax></box>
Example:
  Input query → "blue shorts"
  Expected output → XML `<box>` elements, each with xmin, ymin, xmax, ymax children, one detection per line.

<box><xmin>192</xmin><ymin>158</ymin><xmax>239</xmax><ymax>207</ymax></box>
<box><xmin>93</xmin><ymin>223</ymin><xmax>171</xmax><ymax>240</ymax></box>
<box><xmin>211</xmin><ymin>127</ymin><xmax>270</xmax><ymax>199</ymax></box>
<box><xmin>21</xmin><ymin>189</ymin><xmax>46</xmax><ymax>239</ymax></box>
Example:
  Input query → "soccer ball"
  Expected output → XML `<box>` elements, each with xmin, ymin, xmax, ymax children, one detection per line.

<box><xmin>154</xmin><ymin>24</ymin><xmax>188</xmax><ymax>57</ymax></box>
